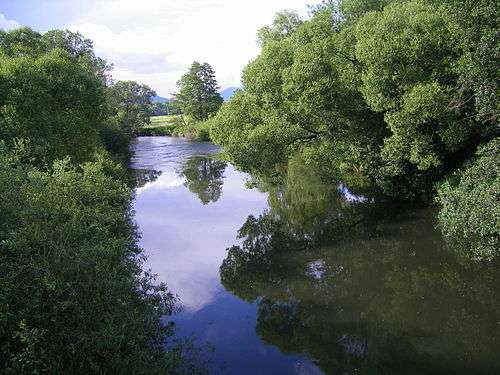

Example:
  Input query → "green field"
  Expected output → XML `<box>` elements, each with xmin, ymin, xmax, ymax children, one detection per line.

<box><xmin>148</xmin><ymin>115</ymin><xmax>180</xmax><ymax>127</ymax></box>
<box><xmin>139</xmin><ymin>115</ymin><xmax>212</xmax><ymax>141</ymax></box>
<box><xmin>138</xmin><ymin>115</ymin><xmax>180</xmax><ymax>136</ymax></box>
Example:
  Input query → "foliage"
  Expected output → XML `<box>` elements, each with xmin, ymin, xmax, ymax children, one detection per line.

<box><xmin>0</xmin><ymin>27</ymin><xmax>112</xmax><ymax>83</ymax></box>
<box><xmin>150</xmin><ymin>101</ymin><xmax>182</xmax><ymax>116</ymax></box>
<box><xmin>0</xmin><ymin>49</ymin><xmax>105</xmax><ymax>165</ymax></box>
<box><xmin>106</xmin><ymin>80</ymin><xmax>156</xmax><ymax>136</ymax></box>
<box><xmin>436</xmin><ymin>138</ymin><xmax>500</xmax><ymax>261</ymax></box>
<box><xmin>210</xmin><ymin>0</ymin><xmax>499</xmax><ymax>258</ymax></box>
<box><xmin>0</xmin><ymin>148</ymin><xmax>178</xmax><ymax>373</ymax></box>
<box><xmin>173</xmin><ymin>62</ymin><xmax>223</xmax><ymax>121</ymax></box>
<box><xmin>257</xmin><ymin>10</ymin><xmax>303</xmax><ymax>46</ymax></box>
<box><xmin>0</xmin><ymin>27</ymin><xmax>189</xmax><ymax>373</ymax></box>
<box><xmin>211</xmin><ymin>0</ymin><xmax>498</xmax><ymax>202</ymax></box>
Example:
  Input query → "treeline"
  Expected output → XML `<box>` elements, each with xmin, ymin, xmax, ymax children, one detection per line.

<box><xmin>210</xmin><ymin>0</ymin><xmax>499</xmax><ymax>260</ymax></box>
<box><xmin>0</xmin><ymin>28</ymin><xmax>181</xmax><ymax>372</ymax></box>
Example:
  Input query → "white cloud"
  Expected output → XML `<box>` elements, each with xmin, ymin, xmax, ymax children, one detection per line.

<box><xmin>67</xmin><ymin>0</ymin><xmax>310</xmax><ymax>96</ymax></box>
<box><xmin>0</xmin><ymin>13</ymin><xmax>20</xmax><ymax>31</ymax></box>
<box><xmin>136</xmin><ymin>171</ymin><xmax>185</xmax><ymax>195</ymax></box>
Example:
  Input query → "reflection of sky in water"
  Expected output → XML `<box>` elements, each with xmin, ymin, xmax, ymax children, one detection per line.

<box><xmin>131</xmin><ymin>137</ymin><xmax>323</xmax><ymax>374</ymax></box>
<box><xmin>131</xmin><ymin>137</ymin><xmax>267</xmax><ymax>312</ymax></box>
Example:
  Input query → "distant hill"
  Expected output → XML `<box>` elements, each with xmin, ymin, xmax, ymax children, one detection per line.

<box><xmin>151</xmin><ymin>95</ymin><xmax>169</xmax><ymax>103</ymax></box>
<box><xmin>220</xmin><ymin>87</ymin><xmax>239</xmax><ymax>101</ymax></box>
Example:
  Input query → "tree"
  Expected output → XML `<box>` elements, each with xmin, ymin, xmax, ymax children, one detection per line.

<box><xmin>0</xmin><ymin>48</ymin><xmax>105</xmax><ymax>165</ymax></box>
<box><xmin>0</xmin><ymin>27</ymin><xmax>112</xmax><ymax>84</ymax></box>
<box><xmin>436</xmin><ymin>138</ymin><xmax>500</xmax><ymax>261</ymax></box>
<box><xmin>0</xmin><ymin>150</ymin><xmax>177</xmax><ymax>373</ymax></box>
<box><xmin>106</xmin><ymin>80</ymin><xmax>156</xmax><ymax>136</ymax></box>
<box><xmin>211</xmin><ymin>0</ymin><xmax>498</xmax><ymax>202</ymax></box>
<box><xmin>173</xmin><ymin>61</ymin><xmax>223</xmax><ymax>121</ymax></box>
<box><xmin>257</xmin><ymin>10</ymin><xmax>303</xmax><ymax>45</ymax></box>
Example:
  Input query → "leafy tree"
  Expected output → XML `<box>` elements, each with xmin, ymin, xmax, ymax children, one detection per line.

<box><xmin>0</xmin><ymin>27</ymin><xmax>46</xmax><ymax>57</ymax></box>
<box><xmin>0</xmin><ymin>27</ymin><xmax>112</xmax><ymax>84</ymax></box>
<box><xmin>211</xmin><ymin>0</ymin><xmax>498</xmax><ymax>211</ymax></box>
<box><xmin>0</xmin><ymin>27</ymin><xmax>187</xmax><ymax>373</ymax></box>
<box><xmin>41</xmin><ymin>29</ymin><xmax>112</xmax><ymax>84</ymax></box>
<box><xmin>257</xmin><ymin>10</ymin><xmax>303</xmax><ymax>45</ymax></box>
<box><xmin>0</xmin><ymin>49</ymin><xmax>105</xmax><ymax>165</ymax></box>
<box><xmin>212</xmin><ymin>8</ymin><xmax>384</xmax><ymax>184</ymax></box>
<box><xmin>106</xmin><ymin>80</ymin><xmax>156</xmax><ymax>136</ymax></box>
<box><xmin>0</xmin><ymin>148</ymin><xmax>178</xmax><ymax>373</ymax></box>
<box><xmin>436</xmin><ymin>138</ymin><xmax>500</xmax><ymax>261</ymax></box>
<box><xmin>173</xmin><ymin>62</ymin><xmax>223</xmax><ymax>121</ymax></box>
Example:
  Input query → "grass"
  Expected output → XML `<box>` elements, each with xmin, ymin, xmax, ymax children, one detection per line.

<box><xmin>138</xmin><ymin>115</ymin><xmax>214</xmax><ymax>141</ymax></box>
<box><xmin>137</xmin><ymin>115</ymin><xmax>180</xmax><ymax>136</ymax></box>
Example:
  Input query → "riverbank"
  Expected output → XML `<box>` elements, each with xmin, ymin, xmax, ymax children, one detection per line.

<box><xmin>138</xmin><ymin>115</ymin><xmax>212</xmax><ymax>141</ymax></box>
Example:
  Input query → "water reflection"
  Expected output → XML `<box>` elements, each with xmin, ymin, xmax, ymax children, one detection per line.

<box><xmin>132</xmin><ymin>138</ymin><xmax>499</xmax><ymax>374</ymax></box>
<box><xmin>131</xmin><ymin>137</ymin><xmax>267</xmax><ymax>313</ymax></box>
<box><xmin>133</xmin><ymin>168</ymin><xmax>162</xmax><ymax>189</ymax></box>
<box><xmin>132</xmin><ymin>137</ymin><xmax>326</xmax><ymax>374</ymax></box>
<box><xmin>220</xmin><ymin>157</ymin><xmax>500</xmax><ymax>375</ymax></box>
<box><xmin>179</xmin><ymin>156</ymin><xmax>227</xmax><ymax>204</ymax></box>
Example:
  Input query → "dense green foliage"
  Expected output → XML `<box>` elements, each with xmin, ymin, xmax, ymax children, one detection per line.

<box><xmin>0</xmin><ymin>47</ymin><xmax>105</xmax><ymax>165</ymax></box>
<box><xmin>0</xmin><ymin>27</ymin><xmax>182</xmax><ymax>373</ymax></box>
<box><xmin>173</xmin><ymin>62</ymin><xmax>223</xmax><ymax>121</ymax></box>
<box><xmin>211</xmin><ymin>0</ymin><xmax>499</xmax><ymax>258</ymax></box>
<box><xmin>150</xmin><ymin>101</ymin><xmax>182</xmax><ymax>117</ymax></box>
<box><xmin>0</xmin><ymin>151</ymin><xmax>175</xmax><ymax>373</ymax></box>
<box><xmin>106</xmin><ymin>80</ymin><xmax>156</xmax><ymax>136</ymax></box>
<box><xmin>436</xmin><ymin>138</ymin><xmax>500</xmax><ymax>260</ymax></box>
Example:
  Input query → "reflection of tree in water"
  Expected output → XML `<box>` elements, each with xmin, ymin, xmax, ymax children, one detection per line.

<box><xmin>133</xmin><ymin>168</ymin><xmax>162</xmax><ymax>189</ymax></box>
<box><xmin>220</xmin><ymin>158</ymin><xmax>500</xmax><ymax>375</ymax></box>
<box><xmin>179</xmin><ymin>156</ymin><xmax>226</xmax><ymax>204</ymax></box>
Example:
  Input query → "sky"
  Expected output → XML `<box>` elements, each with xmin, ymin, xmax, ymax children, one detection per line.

<box><xmin>0</xmin><ymin>0</ymin><xmax>311</xmax><ymax>97</ymax></box>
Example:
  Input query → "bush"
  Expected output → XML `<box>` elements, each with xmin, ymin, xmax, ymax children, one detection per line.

<box><xmin>436</xmin><ymin>138</ymin><xmax>500</xmax><ymax>260</ymax></box>
<box><xmin>0</xmin><ymin>148</ymin><xmax>177</xmax><ymax>373</ymax></box>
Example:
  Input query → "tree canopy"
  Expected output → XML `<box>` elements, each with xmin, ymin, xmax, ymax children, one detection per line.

<box><xmin>106</xmin><ymin>80</ymin><xmax>156</xmax><ymax>136</ymax></box>
<box><xmin>210</xmin><ymin>0</ymin><xmax>499</xmax><ymax>257</ymax></box>
<box><xmin>173</xmin><ymin>61</ymin><xmax>223</xmax><ymax>121</ymax></box>
<box><xmin>0</xmin><ymin>27</ymin><xmax>182</xmax><ymax>373</ymax></box>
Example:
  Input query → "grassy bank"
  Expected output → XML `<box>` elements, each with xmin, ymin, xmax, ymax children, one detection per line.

<box><xmin>140</xmin><ymin>115</ymin><xmax>213</xmax><ymax>141</ymax></box>
<box><xmin>137</xmin><ymin>115</ymin><xmax>178</xmax><ymax>136</ymax></box>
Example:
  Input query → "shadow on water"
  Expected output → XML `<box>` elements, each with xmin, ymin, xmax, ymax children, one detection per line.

<box><xmin>220</xmin><ymin>157</ymin><xmax>500</xmax><ymax>375</ymax></box>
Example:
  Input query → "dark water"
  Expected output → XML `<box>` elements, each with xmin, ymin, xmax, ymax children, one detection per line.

<box><xmin>131</xmin><ymin>137</ymin><xmax>499</xmax><ymax>375</ymax></box>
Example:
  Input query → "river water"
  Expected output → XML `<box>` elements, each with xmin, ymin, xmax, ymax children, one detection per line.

<box><xmin>131</xmin><ymin>136</ymin><xmax>499</xmax><ymax>375</ymax></box>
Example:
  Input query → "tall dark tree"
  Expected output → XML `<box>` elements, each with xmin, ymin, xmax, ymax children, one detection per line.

<box><xmin>173</xmin><ymin>61</ymin><xmax>223</xmax><ymax>121</ymax></box>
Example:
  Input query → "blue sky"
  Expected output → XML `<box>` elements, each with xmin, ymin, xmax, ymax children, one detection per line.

<box><xmin>0</xmin><ymin>0</ymin><xmax>310</xmax><ymax>96</ymax></box>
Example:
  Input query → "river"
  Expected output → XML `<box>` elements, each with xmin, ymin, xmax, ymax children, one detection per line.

<box><xmin>131</xmin><ymin>136</ymin><xmax>499</xmax><ymax>375</ymax></box>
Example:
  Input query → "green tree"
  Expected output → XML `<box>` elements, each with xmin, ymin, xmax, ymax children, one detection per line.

<box><xmin>436</xmin><ymin>138</ymin><xmax>500</xmax><ymax>261</ymax></box>
<box><xmin>0</xmin><ymin>148</ymin><xmax>177</xmax><ymax>373</ymax></box>
<box><xmin>257</xmin><ymin>10</ymin><xmax>303</xmax><ymax>45</ymax></box>
<box><xmin>173</xmin><ymin>62</ymin><xmax>223</xmax><ymax>121</ymax></box>
<box><xmin>0</xmin><ymin>49</ymin><xmax>105</xmax><ymax>165</ymax></box>
<box><xmin>106</xmin><ymin>80</ymin><xmax>156</xmax><ymax>136</ymax></box>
